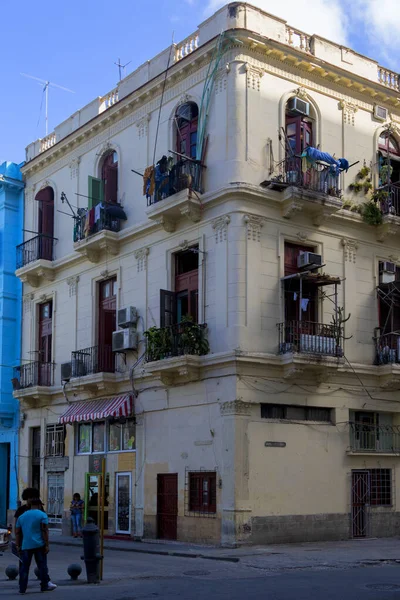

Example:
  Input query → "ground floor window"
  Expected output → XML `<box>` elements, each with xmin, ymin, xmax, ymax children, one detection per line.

<box><xmin>370</xmin><ymin>468</ymin><xmax>392</xmax><ymax>506</ymax></box>
<box><xmin>261</xmin><ymin>403</ymin><xmax>332</xmax><ymax>423</ymax></box>
<box><xmin>188</xmin><ymin>471</ymin><xmax>216</xmax><ymax>514</ymax></box>
<box><xmin>76</xmin><ymin>419</ymin><xmax>135</xmax><ymax>454</ymax></box>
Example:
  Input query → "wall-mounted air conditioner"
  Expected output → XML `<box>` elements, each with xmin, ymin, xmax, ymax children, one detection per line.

<box><xmin>374</xmin><ymin>105</ymin><xmax>388</xmax><ymax>121</ymax></box>
<box><xmin>287</xmin><ymin>97</ymin><xmax>310</xmax><ymax>116</ymax></box>
<box><xmin>297</xmin><ymin>252</ymin><xmax>322</xmax><ymax>269</ymax></box>
<box><xmin>112</xmin><ymin>328</ymin><xmax>138</xmax><ymax>352</ymax></box>
<box><xmin>379</xmin><ymin>261</ymin><xmax>396</xmax><ymax>283</ymax></box>
<box><xmin>117</xmin><ymin>306</ymin><xmax>137</xmax><ymax>329</ymax></box>
<box><xmin>61</xmin><ymin>362</ymin><xmax>72</xmax><ymax>381</ymax></box>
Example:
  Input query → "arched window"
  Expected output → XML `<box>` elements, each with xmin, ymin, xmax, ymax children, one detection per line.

<box><xmin>378</xmin><ymin>132</ymin><xmax>400</xmax><ymax>185</ymax></box>
<box><xmin>175</xmin><ymin>102</ymin><xmax>198</xmax><ymax>160</ymax></box>
<box><xmin>285</xmin><ymin>98</ymin><xmax>314</xmax><ymax>156</ymax></box>
<box><xmin>35</xmin><ymin>186</ymin><xmax>54</xmax><ymax>261</ymax></box>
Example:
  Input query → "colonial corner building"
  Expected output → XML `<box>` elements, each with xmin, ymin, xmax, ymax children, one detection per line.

<box><xmin>12</xmin><ymin>2</ymin><xmax>400</xmax><ymax>544</ymax></box>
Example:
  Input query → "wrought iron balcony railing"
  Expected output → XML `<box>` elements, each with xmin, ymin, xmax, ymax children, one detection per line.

<box><xmin>349</xmin><ymin>422</ymin><xmax>400</xmax><ymax>453</ymax></box>
<box><xmin>16</xmin><ymin>235</ymin><xmax>55</xmax><ymax>269</ymax></box>
<box><xmin>378</xmin><ymin>183</ymin><xmax>400</xmax><ymax>217</ymax></box>
<box><xmin>375</xmin><ymin>332</ymin><xmax>400</xmax><ymax>365</ymax></box>
<box><xmin>71</xmin><ymin>345</ymin><xmax>115</xmax><ymax>377</ymax></box>
<box><xmin>147</xmin><ymin>158</ymin><xmax>203</xmax><ymax>207</ymax></box>
<box><xmin>74</xmin><ymin>205</ymin><xmax>125</xmax><ymax>242</ymax></box>
<box><xmin>145</xmin><ymin>322</ymin><xmax>209</xmax><ymax>362</ymax></box>
<box><xmin>275</xmin><ymin>156</ymin><xmax>342</xmax><ymax>198</ymax></box>
<box><xmin>13</xmin><ymin>361</ymin><xmax>55</xmax><ymax>389</ymax></box>
<box><xmin>278</xmin><ymin>320</ymin><xmax>342</xmax><ymax>357</ymax></box>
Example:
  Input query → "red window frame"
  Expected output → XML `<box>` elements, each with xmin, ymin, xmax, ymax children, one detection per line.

<box><xmin>189</xmin><ymin>472</ymin><xmax>216</xmax><ymax>513</ymax></box>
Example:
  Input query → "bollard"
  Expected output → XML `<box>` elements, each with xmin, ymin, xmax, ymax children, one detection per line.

<box><xmin>80</xmin><ymin>517</ymin><xmax>102</xmax><ymax>584</ymax></box>
<box><xmin>67</xmin><ymin>563</ymin><xmax>82</xmax><ymax>580</ymax></box>
<box><xmin>5</xmin><ymin>565</ymin><xmax>19</xmax><ymax>580</ymax></box>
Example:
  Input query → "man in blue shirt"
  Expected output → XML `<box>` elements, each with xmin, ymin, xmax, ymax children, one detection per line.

<box><xmin>15</xmin><ymin>498</ymin><xmax>57</xmax><ymax>594</ymax></box>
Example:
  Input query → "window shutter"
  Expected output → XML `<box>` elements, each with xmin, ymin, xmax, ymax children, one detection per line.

<box><xmin>104</xmin><ymin>167</ymin><xmax>118</xmax><ymax>204</ymax></box>
<box><xmin>88</xmin><ymin>176</ymin><xmax>104</xmax><ymax>209</ymax></box>
<box><xmin>160</xmin><ymin>290</ymin><xmax>176</xmax><ymax>328</ymax></box>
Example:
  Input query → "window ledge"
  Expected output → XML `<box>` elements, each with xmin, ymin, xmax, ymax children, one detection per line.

<box><xmin>144</xmin><ymin>355</ymin><xmax>202</xmax><ymax>385</ymax></box>
<box><xmin>281</xmin><ymin>186</ymin><xmax>343</xmax><ymax>225</ymax></box>
<box><xmin>146</xmin><ymin>188</ymin><xmax>202</xmax><ymax>232</ymax></box>
<box><xmin>74</xmin><ymin>230</ymin><xmax>120</xmax><ymax>263</ymax></box>
<box><xmin>15</xmin><ymin>259</ymin><xmax>55</xmax><ymax>287</ymax></box>
<box><xmin>347</xmin><ymin>450</ymin><xmax>400</xmax><ymax>457</ymax></box>
<box><xmin>68</xmin><ymin>371</ymin><xmax>119</xmax><ymax>394</ymax></box>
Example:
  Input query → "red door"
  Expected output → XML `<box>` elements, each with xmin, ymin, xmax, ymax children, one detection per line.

<box><xmin>36</xmin><ymin>187</ymin><xmax>54</xmax><ymax>261</ymax></box>
<box><xmin>38</xmin><ymin>301</ymin><xmax>52</xmax><ymax>385</ymax></box>
<box><xmin>157</xmin><ymin>474</ymin><xmax>178</xmax><ymax>540</ymax></box>
<box><xmin>285</xmin><ymin>116</ymin><xmax>313</xmax><ymax>185</ymax></box>
<box><xmin>98</xmin><ymin>278</ymin><xmax>116</xmax><ymax>372</ymax></box>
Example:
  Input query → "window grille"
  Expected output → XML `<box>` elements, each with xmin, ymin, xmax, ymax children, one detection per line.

<box><xmin>184</xmin><ymin>469</ymin><xmax>217</xmax><ymax>517</ymax></box>
<box><xmin>45</xmin><ymin>424</ymin><xmax>65</xmax><ymax>457</ymax></box>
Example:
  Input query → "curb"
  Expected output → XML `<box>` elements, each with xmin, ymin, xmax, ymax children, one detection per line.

<box><xmin>50</xmin><ymin>539</ymin><xmax>240</xmax><ymax>563</ymax></box>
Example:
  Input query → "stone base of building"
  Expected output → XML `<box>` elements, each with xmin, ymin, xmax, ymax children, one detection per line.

<box><xmin>143</xmin><ymin>514</ymin><xmax>221</xmax><ymax>544</ymax></box>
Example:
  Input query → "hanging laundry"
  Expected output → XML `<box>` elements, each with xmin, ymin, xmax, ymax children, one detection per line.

<box><xmin>94</xmin><ymin>203</ymin><xmax>101</xmax><ymax>223</ymax></box>
<box><xmin>88</xmin><ymin>207</ymin><xmax>95</xmax><ymax>230</ymax></box>
<box><xmin>84</xmin><ymin>212</ymin><xmax>90</xmax><ymax>238</ymax></box>
<box><xmin>294</xmin><ymin>292</ymin><xmax>298</xmax><ymax>301</ymax></box>
<box><xmin>301</xmin><ymin>298</ymin><xmax>309</xmax><ymax>312</ymax></box>
<box><xmin>302</xmin><ymin>147</ymin><xmax>349</xmax><ymax>176</ymax></box>
<box><xmin>143</xmin><ymin>166</ymin><xmax>155</xmax><ymax>198</ymax></box>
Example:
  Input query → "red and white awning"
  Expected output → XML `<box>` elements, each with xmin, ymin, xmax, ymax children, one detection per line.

<box><xmin>59</xmin><ymin>394</ymin><xmax>133</xmax><ymax>424</ymax></box>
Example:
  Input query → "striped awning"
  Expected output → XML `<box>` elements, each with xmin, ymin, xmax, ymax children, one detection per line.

<box><xmin>59</xmin><ymin>394</ymin><xmax>132</xmax><ymax>424</ymax></box>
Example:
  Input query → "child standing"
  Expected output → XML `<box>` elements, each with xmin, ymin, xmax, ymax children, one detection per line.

<box><xmin>70</xmin><ymin>493</ymin><xmax>84</xmax><ymax>538</ymax></box>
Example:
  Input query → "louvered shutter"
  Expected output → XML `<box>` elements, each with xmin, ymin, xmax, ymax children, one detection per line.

<box><xmin>88</xmin><ymin>176</ymin><xmax>104</xmax><ymax>209</ymax></box>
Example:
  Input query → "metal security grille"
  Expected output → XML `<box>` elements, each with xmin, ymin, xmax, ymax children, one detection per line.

<box><xmin>370</xmin><ymin>469</ymin><xmax>392</xmax><ymax>506</ymax></box>
<box><xmin>45</xmin><ymin>424</ymin><xmax>65</xmax><ymax>457</ymax></box>
<box><xmin>184</xmin><ymin>468</ymin><xmax>217</xmax><ymax>517</ymax></box>
<box><xmin>351</xmin><ymin>469</ymin><xmax>393</xmax><ymax>537</ymax></box>
<box><xmin>47</xmin><ymin>472</ymin><xmax>64</xmax><ymax>526</ymax></box>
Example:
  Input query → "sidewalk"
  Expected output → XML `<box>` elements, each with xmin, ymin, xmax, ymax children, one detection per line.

<box><xmin>49</xmin><ymin>531</ymin><xmax>400</xmax><ymax>569</ymax></box>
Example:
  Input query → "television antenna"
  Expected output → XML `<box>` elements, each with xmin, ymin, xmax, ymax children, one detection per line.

<box><xmin>20</xmin><ymin>73</ymin><xmax>75</xmax><ymax>137</ymax></box>
<box><xmin>114</xmin><ymin>58</ymin><xmax>131</xmax><ymax>82</ymax></box>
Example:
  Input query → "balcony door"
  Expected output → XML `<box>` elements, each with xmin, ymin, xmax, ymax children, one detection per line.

<box><xmin>284</xmin><ymin>242</ymin><xmax>317</xmax><ymax>325</ymax></box>
<box><xmin>38</xmin><ymin>301</ymin><xmax>52</xmax><ymax>386</ymax></box>
<box><xmin>98</xmin><ymin>278</ymin><xmax>116</xmax><ymax>372</ymax></box>
<box><xmin>36</xmin><ymin>186</ymin><xmax>54</xmax><ymax>261</ymax></box>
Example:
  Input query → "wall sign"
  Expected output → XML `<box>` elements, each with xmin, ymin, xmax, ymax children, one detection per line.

<box><xmin>264</xmin><ymin>441</ymin><xmax>286</xmax><ymax>448</ymax></box>
<box><xmin>44</xmin><ymin>457</ymin><xmax>69</xmax><ymax>471</ymax></box>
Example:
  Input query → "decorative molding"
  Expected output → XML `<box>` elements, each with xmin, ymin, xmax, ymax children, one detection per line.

<box><xmin>294</xmin><ymin>86</ymin><xmax>310</xmax><ymax>100</ymax></box>
<box><xmin>180</xmin><ymin>203</ymin><xmax>201</xmax><ymax>223</ymax></box>
<box><xmin>134</xmin><ymin>247</ymin><xmax>150</xmax><ymax>272</ymax></box>
<box><xmin>246</xmin><ymin>64</ymin><xmax>263</xmax><ymax>91</ymax></box>
<box><xmin>243</xmin><ymin>214</ymin><xmax>263</xmax><ymax>242</ymax></box>
<box><xmin>377</xmin><ymin>219</ymin><xmax>399</xmax><ymax>242</ymax></box>
<box><xmin>38</xmin><ymin>180</ymin><xmax>51</xmax><ymax>191</ymax></box>
<box><xmin>136</xmin><ymin>114</ymin><xmax>150</xmax><ymax>139</ymax></box>
<box><xmin>23</xmin><ymin>293</ymin><xmax>34</xmax><ymax>313</ymax></box>
<box><xmin>283</xmin><ymin>367</ymin><xmax>304</xmax><ymax>381</ymax></box>
<box><xmin>296</xmin><ymin>231</ymin><xmax>308</xmax><ymax>243</ymax></box>
<box><xmin>67</xmin><ymin>275</ymin><xmax>79</xmax><ymax>296</ymax></box>
<box><xmin>339</xmin><ymin>100</ymin><xmax>358</xmax><ymax>126</ymax></box>
<box><xmin>282</xmin><ymin>201</ymin><xmax>303</xmax><ymax>219</ymax></box>
<box><xmin>135</xmin><ymin>414</ymin><xmax>144</xmax><ymax>427</ymax></box>
<box><xmin>388</xmin><ymin>254</ymin><xmax>400</xmax><ymax>263</ymax></box>
<box><xmin>25</xmin><ymin>185</ymin><xmax>35</xmax><ymax>203</ymax></box>
<box><xmin>100</xmin><ymin>269</ymin><xmax>109</xmax><ymax>279</ymax></box>
<box><xmin>215</xmin><ymin>76</ymin><xmax>227</xmax><ymax>95</ymax></box>
<box><xmin>69</xmin><ymin>157</ymin><xmax>80</xmax><ymax>179</ymax></box>
<box><xmin>157</xmin><ymin>216</ymin><xmax>176</xmax><ymax>233</ymax></box>
<box><xmin>383</xmin><ymin>121</ymin><xmax>400</xmax><ymax>136</ymax></box>
<box><xmin>98</xmin><ymin>141</ymin><xmax>113</xmax><ymax>157</ymax></box>
<box><xmin>212</xmin><ymin>215</ymin><xmax>231</xmax><ymax>243</ymax></box>
<box><xmin>220</xmin><ymin>400</ymin><xmax>252</xmax><ymax>416</ymax></box>
<box><xmin>341</xmin><ymin>238</ymin><xmax>359</xmax><ymax>263</ymax></box>
<box><xmin>178</xmin><ymin>93</ymin><xmax>191</xmax><ymax>105</ymax></box>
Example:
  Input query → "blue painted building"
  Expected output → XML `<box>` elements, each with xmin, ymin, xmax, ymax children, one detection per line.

<box><xmin>0</xmin><ymin>161</ymin><xmax>23</xmax><ymax>526</ymax></box>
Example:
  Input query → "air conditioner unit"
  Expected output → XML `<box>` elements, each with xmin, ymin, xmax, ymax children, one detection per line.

<box><xmin>112</xmin><ymin>328</ymin><xmax>138</xmax><ymax>352</ymax></box>
<box><xmin>297</xmin><ymin>252</ymin><xmax>322</xmax><ymax>269</ymax></box>
<box><xmin>374</xmin><ymin>105</ymin><xmax>388</xmax><ymax>121</ymax></box>
<box><xmin>61</xmin><ymin>362</ymin><xmax>72</xmax><ymax>382</ymax></box>
<box><xmin>117</xmin><ymin>306</ymin><xmax>137</xmax><ymax>329</ymax></box>
<box><xmin>287</xmin><ymin>97</ymin><xmax>310</xmax><ymax>116</ymax></box>
<box><xmin>379</xmin><ymin>261</ymin><xmax>396</xmax><ymax>283</ymax></box>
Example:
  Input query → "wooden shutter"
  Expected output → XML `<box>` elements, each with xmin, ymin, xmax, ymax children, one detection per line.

<box><xmin>88</xmin><ymin>176</ymin><xmax>104</xmax><ymax>209</ymax></box>
<box><xmin>160</xmin><ymin>290</ymin><xmax>176</xmax><ymax>328</ymax></box>
<box><xmin>104</xmin><ymin>167</ymin><xmax>118</xmax><ymax>204</ymax></box>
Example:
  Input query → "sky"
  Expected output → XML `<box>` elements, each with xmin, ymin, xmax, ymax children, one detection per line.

<box><xmin>1</xmin><ymin>0</ymin><xmax>399</xmax><ymax>165</ymax></box>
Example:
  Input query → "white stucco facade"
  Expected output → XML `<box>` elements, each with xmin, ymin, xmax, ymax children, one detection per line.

<box><xmin>14</xmin><ymin>3</ymin><xmax>400</xmax><ymax>544</ymax></box>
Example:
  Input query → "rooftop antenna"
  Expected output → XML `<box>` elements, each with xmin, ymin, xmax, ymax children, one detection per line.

<box><xmin>114</xmin><ymin>58</ymin><xmax>131</xmax><ymax>82</ymax></box>
<box><xmin>20</xmin><ymin>73</ymin><xmax>75</xmax><ymax>137</ymax></box>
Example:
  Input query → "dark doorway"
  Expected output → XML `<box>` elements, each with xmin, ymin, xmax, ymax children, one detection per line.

<box><xmin>98</xmin><ymin>278</ymin><xmax>116</xmax><ymax>372</ymax></box>
<box><xmin>36</xmin><ymin>187</ymin><xmax>54</xmax><ymax>261</ymax></box>
<box><xmin>31</xmin><ymin>427</ymin><xmax>41</xmax><ymax>491</ymax></box>
<box><xmin>352</xmin><ymin>470</ymin><xmax>370</xmax><ymax>538</ymax></box>
<box><xmin>38</xmin><ymin>302</ymin><xmax>52</xmax><ymax>385</ymax></box>
<box><xmin>157</xmin><ymin>474</ymin><xmax>178</xmax><ymax>540</ymax></box>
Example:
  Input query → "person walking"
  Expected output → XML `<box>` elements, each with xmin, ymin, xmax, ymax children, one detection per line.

<box><xmin>70</xmin><ymin>493</ymin><xmax>84</xmax><ymax>538</ymax></box>
<box><xmin>15</xmin><ymin>498</ymin><xmax>57</xmax><ymax>594</ymax></box>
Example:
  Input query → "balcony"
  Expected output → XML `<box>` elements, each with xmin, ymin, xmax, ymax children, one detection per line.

<box><xmin>144</xmin><ymin>321</ymin><xmax>209</xmax><ymax>384</ymax></box>
<box><xmin>12</xmin><ymin>361</ymin><xmax>55</xmax><ymax>401</ymax></box>
<box><xmin>146</xmin><ymin>158</ymin><xmax>204</xmax><ymax>232</ymax></box>
<box><xmin>69</xmin><ymin>345</ymin><xmax>117</xmax><ymax>393</ymax></box>
<box><xmin>375</xmin><ymin>332</ymin><xmax>400</xmax><ymax>365</ymax></box>
<box><xmin>73</xmin><ymin>204</ymin><xmax>126</xmax><ymax>263</ymax></box>
<box><xmin>278</xmin><ymin>321</ymin><xmax>342</xmax><ymax>357</ymax></box>
<box><xmin>15</xmin><ymin>235</ymin><xmax>56</xmax><ymax>287</ymax></box>
<box><xmin>375</xmin><ymin>183</ymin><xmax>400</xmax><ymax>240</ymax></box>
<box><xmin>349</xmin><ymin>422</ymin><xmax>400</xmax><ymax>454</ymax></box>
<box><xmin>261</xmin><ymin>156</ymin><xmax>343</xmax><ymax>224</ymax></box>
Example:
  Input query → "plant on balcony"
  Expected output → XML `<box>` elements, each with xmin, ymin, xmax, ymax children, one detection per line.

<box><xmin>178</xmin><ymin>317</ymin><xmax>210</xmax><ymax>356</ymax></box>
<box><xmin>144</xmin><ymin>326</ymin><xmax>173</xmax><ymax>361</ymax></box>
<box><xmin>349</xmin><ymin>166</ymin><xmax>372</xmax><ymax>196</ymax></box>
<box><xmin>144</xmin><ymin>317</ymin><xmax>209</xmax><ymax>362</ymax></box>
<box><xmin>330</xmin><ymin>307</ymin><xmax>351</xmax><ymax>357</ymax></box>
<box><xmin>361</xmin><ymin>200</ymin><xmax>383</xmax><ymax>226</ymax></box>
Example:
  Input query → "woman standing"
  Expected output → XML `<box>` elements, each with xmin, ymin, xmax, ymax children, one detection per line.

<box><xmin>70</xmin><ymin>493</ymin><xmax>84</xmax><ymax>538</ymax></box>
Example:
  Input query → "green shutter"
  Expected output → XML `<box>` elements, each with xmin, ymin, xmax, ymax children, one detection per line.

<box><xmin>88</xmin><ymin>176</ymin><xmax>104</xmax><ymax>209</ymax></box>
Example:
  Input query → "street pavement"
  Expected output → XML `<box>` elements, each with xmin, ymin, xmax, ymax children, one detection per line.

<box><xmin>1</xmin><ymin>539</ymin><xmax>400</xmax><ymax>598</ymax></box>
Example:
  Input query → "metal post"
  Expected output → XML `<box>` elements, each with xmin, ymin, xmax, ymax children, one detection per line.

<box><xmin>45</xmin><ymin>82</ymin><xmax>49</xmax><ymax>136</ymax></box>
<box><xmin>100</xmin><ymin>459</ymin><xmax>106</xmax><ymax>580</ymax></box>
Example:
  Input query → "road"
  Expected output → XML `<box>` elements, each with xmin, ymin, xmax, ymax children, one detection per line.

<box><xmin>1</xmin><ymin>545</ymin><xmax>400</xmax><ymax>599</ymax></box>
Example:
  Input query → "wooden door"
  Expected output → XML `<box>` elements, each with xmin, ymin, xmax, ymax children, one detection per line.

<box><xmin>157</xmin><ymin>474</ymin><xmax>178</xmax><ymax>540</ymax></box>
<box><xmin>98</xmin><ymin>278</ymin><xmax>116</xmax><ymax>372</ymax></box>
<box><xmin>36</xmin><ymin>187</ymin><xmax>54</xmax><ymax>260</ymax></box>
<box><xmin>38</xmin><ymin>301</ymin><xmax>52</xmax><ymax>385</ymax></box>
